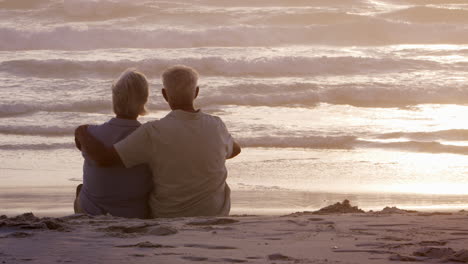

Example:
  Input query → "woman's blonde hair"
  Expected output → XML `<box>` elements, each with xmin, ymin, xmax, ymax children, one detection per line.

<box><xmin>112</xmin><ymin>69</ymin><xmax>149</xmax><ymax>118</ymax></box>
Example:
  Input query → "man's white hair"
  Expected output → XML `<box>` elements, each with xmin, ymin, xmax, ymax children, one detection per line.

<box><xmin>162</xmin><ymin>65</ymin><xmax>198</xmax><ymax>105</ymax></box>
<box><xmin>112</xmin><ymin>68</ymin><xmax>149</xmax><ymax>118</ymax></box>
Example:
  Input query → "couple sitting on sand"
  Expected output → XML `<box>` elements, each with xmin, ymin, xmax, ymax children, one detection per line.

<box><xmin>74</xmin><ymin>65</ymin><xmax>241</xmax><ymax>219</ymax></box>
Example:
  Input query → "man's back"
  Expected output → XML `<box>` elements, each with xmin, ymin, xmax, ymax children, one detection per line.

<box><xmin>115</xmin><ymin>110</ymin><xmax>233</xmax><ymax>218</ymax></box>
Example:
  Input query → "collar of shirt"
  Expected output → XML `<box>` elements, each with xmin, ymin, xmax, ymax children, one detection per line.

<box><xmin>108</xmin><ymin>117</ymin><xmax>141</xmax><ymax>127</ymax></box>
<box><xmin>167</xmin><ymin>109</ymin><xmax>202</xmax><ymax>120</ymax></box>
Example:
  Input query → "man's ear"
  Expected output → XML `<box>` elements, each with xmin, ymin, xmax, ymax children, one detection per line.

<box><xmin>162</xmin><ymin>88</ymin><xmax>169</xmax><ymax>103</ymax></box>
<box><xmin>194</xmin><ymin>86</ymin><xmax>199</xmax><ymax>99</ymax></box>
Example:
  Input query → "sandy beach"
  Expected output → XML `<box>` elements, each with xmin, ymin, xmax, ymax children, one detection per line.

<box><xmin>2</xmin><ymin>200</ymin><xmax>468</xmax><ymax>264</ymax></box>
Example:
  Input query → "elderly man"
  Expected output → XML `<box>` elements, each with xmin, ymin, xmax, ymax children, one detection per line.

<box><xmin>75</xmin><ymin>65</ymin><xmax>241</xmax><ymax>218</ymax></box>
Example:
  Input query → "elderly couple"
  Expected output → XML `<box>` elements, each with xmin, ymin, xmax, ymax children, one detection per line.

<box><xmin>74</xmin><ymin>65</ymin><xmax>241</xmax><ymax>219</ymax></box>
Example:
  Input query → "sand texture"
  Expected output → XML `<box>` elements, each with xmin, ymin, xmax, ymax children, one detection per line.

<box><xmin>1</xmin><ymin>201</ymin><xmax>468</xmax><ymax>264</ymax></box>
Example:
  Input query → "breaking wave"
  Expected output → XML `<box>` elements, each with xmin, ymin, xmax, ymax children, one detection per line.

<box><xmin>0</xmin><ymin>125</ymin><xmax>74</xmax><ymax>136</ymax></box>
<box><xmin>1</xmin><ymin>19</ymin><xmax>468</xmax><ymax>51</ymax></box>
<box><xmin>378</xmin><ymin>129</ymin><xmax>468</xmax><ymax>141</ymax></box>
<box><xmin>0</xmin><ymin>56</ymin><xmax>444</xmax><ymax>78</ymax></box>
<box><xmin>239</xmin><ymin>135</ymin><xmax>358</xmax><ymax>149</ymax></box>
<box><xmin>1</xmin><ymin>82</ymin><xmax>468</xmax><ymax>118</ymax></box>
<box><xmin>0</xmin><ymin>0</ymin><xmax>50</xmax><ymax>9</ymax></box>
<box><xmin>0</xmin><ymin>100</ymin><xmax>111</xmax><ymax>117</ymax></box>
<box><xmin>381</xmin><ymin>6</ymin><xmax>468</xmax><ymax>24</ymax></box>
<box><xmin>240</xmin><ymin>136</ymin><xmax>468</xmax><ymax>155</ymax></box>
<box><xmin>62</xmin><ymin>0</ymin><xmax>152</xmax><ymax>19</ymax></box>
<box><xmin>361</xmin><ymin>140</ymin><xmax>468</xmax><ymax>155</ymax></box>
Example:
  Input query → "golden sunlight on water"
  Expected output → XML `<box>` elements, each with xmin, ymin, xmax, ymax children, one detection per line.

<box><xmin>395</xmin><ymin>183</ymin><xmax>468</xmax><ymax>195</ymax></box>
<box><xmin>423</xmin><ymin>105</ymin><xmax>468</xmax><ymax>129</ymax></box>
<box><xmin>373</xmin><ymin>152</ymin><xmax>468</xmax><ymax>195</ymax></box>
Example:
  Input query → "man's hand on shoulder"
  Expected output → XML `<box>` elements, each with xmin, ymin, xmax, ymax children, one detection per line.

<box><xmin>74</xmin><ymin>125</ymin><xmax>88</xmax><ymax>151</ymax></box>
<box><xmin>227</xmin><ymin>141</ymin><xmax>241</xmax><ymax>159</ymax></box>
<box><xmin>74</xmin><ymin>124</ymin><xmax>124</xmax><ymax>167</ymax></box>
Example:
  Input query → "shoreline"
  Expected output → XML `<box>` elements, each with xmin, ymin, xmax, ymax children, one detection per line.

<box><xmin>2</xmin><ymin>187</ymin><xmax>468</xmax><ymax>217</ymax></box>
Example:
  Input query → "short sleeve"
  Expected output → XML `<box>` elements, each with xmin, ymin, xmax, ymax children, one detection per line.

<box><xmin>114</xmin><ymin>124</ymin><xmax>152</xmax><ymax>168</ymax></box>
<box><xmin>216</xmin><ymin>117</ymin><xmax>234</xmax><ymax>158</ymax></box>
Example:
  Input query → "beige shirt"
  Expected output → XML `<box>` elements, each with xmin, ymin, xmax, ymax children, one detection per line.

<box><xmin>114</xmin><ymin>110</ymin><xmax>234</xmax><ymax>218</ymax></box>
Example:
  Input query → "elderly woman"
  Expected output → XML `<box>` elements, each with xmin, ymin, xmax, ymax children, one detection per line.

<box><xmin>74</xmin><ymin>69</ymin><xmax>152</xmax><ymax>219</ymax></box>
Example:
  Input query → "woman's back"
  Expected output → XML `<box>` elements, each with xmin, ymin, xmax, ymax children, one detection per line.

<box><xmin>79</xmin><ymin>118</ymin><xmax>152</xmax><ymax>218</ymax></box>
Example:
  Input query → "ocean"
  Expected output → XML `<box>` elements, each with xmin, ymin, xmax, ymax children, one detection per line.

<box><xmin>1</xmin><ymin>0</ymin><xmax>468</xmax><ymax>216</ymax></box>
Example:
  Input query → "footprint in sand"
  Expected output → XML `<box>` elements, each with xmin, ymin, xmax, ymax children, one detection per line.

<box><xmin>129</xmin><ymin>254</ymin><xmax>145</xmax><ymax>257</ymax></box>
<box><xmin>350</xmin><ymin>228</ymin><xmax>378</xmax><ymax>236</ymax></box>
<box><xmin>268</xmin><ymin>253</ymin><xmax>297</xmax><ymax>261</ymax></box>
<box><xmin>1</xmin><ymin>232</ymin><xmax>34</xmax><ymax>238</ymax></box>
<box><xmin>366</xmin><ymin>224</ymin><xmax>412</xmax><ymax>227</ymax></box>
<box><xmin>181</xmin><ymin>256</ymin><xmax>209</xmax><ymax>262</ymax></box>
<box><xmin>187</xmin><ymin>218</ymin><xmax>239</xmax><ymax>226</ymax></box>
<box><xmin>181</xmin><ymin>256</ymin><xmax>247</xmax><ymax>263</ymax></box>
<box><xmin>99</xmin><ymin>223</ymin><xmax>156</xmax><ymax>233</ymax></box>
<box><xmin>418</xmin><ymin>241</ymin><xmax>447</xmax><ymax>246</ymax></box>
<box><xmin>308</xmin><ymin>218</ymin><xmax>325</xmax><ymax>221</ymax></box>
<box><xmin>316</xmin><ymin>221</ymin><xmax>335</xmax><ymax>225</ymax></box>
<box><xmin>451</xmin><ymin>232</ymin><xmax>468</xmax><ymax>236</ymax></box>
<box><xmin>154</xmin><ymin>253</ymin><xmax>182</xmax><ymax>256</ymax></box>
<box><xmin>333</xmin><ymin>249</ymin><xmax>392</xmax><ymax>255</ymax></box>
<box><xmin>413</xmin><ymin>247</ymin><xmax>455</xmax><ymax>258</ymax></box>
<box><xmin>389</xmin><ymin>254</ymin><xmax>423</xmax><ymax>262</ymax></box>
<box><xmin>221</xmin><ymin>258</ymin><xmax>247</xmax><ymax>263</ymax></box>
<box><xmin>356</xmin><ymin>242</ymin><xmax>415</xmax><ymax>250</ymax></box>
<box><xmin>147</xmin><ymin>226</ymin><xmax>178</xmax><ymax>236</ymax></box>
<box><xmin>378</xmin><ymin>236</ymin><xmax>412</xmax><ymax>242</ymax></box>
<box><xmin>115</xmin><ymin>241</ymin><xmax>175</xmax><ymax>248</ymax></box>
<box><xmin>201</xmin><ymin>226</ymin><xmax>235</xmax><ymax>231</ymax></box>
<box><xmin>394</xmin><ymin>247</ymin><xmax>468</xmax><ymax>263</ymax></box>
<box><xmin>99</xmin><ymin>224</ymin><xmax>177</xmax><ymax>237</ymax></box>
<box><xmin>286</xmin><ymin>220</ymin><xmax>308</xmax><ymax>226</ymax></box>
<box><xmin>184</xmin><ymin>244</ymin><xmax>237</xmax><ymax>250</ymax></box>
